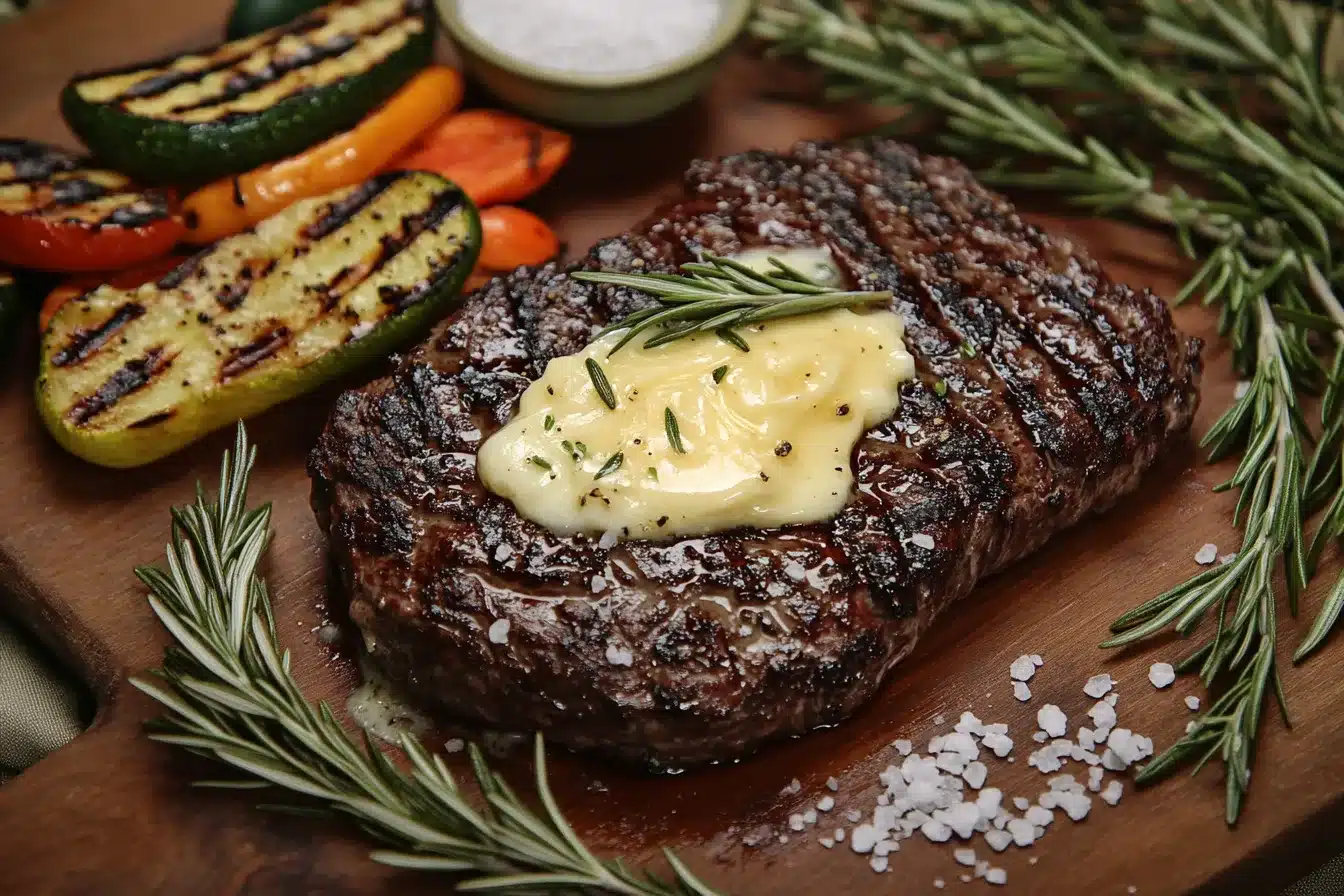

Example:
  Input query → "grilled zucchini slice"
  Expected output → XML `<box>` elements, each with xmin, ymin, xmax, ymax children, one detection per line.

<box><xmin>37</xmin><ymin>171</ymin><xmax>480</xmax><ymax>468</ymax></box>
<box><xmin>61</xmin><ymin>0</ymin><xmax>432</xmax><ymax>184</ymax></box>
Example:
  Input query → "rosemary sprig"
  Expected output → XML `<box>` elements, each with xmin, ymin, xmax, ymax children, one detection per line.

<box><xmin>753</xmin><ymin>0</ymin><xmax>1344</xmax><ymax>824</ymax></box>
<box><xmin>132</xmin><ymin>426</ymin><xmax>718</xmax><ymax>896</ymax></box>
<box><xmin>573</xmin><ymin>254</ymin><xmax>892</xmax><ymax>355</ymax></box>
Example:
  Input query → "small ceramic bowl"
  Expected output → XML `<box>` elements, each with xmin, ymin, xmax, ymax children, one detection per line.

<box><xmin>435</xmin><ymin>0</ymin><xmax>753</xmax><ymax>127</ymax></box>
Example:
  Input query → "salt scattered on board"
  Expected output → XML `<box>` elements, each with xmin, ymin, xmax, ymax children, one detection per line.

<box><xmin>1194</xmin><ymin>543</ymin><xmax>1218</xmax><ymax>565</ymax></box>
<box><xmin>1148</xmin><ymin>662</ymin><xmax>1176</xmax><ymax>689</ymax></box>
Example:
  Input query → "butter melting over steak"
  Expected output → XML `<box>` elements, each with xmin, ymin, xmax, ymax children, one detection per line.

<box><xmin>309</xmin><ymin>139</ymin><xmax>1202</xmax><ymax>766</ymax></box>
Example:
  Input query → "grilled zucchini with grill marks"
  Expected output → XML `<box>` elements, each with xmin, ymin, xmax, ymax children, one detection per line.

<box><xmin>61</xmin><ymin>0</ymin><xmax>432</xmax><ymax>184</ymax></box>
<box><xmin>37</xmin><ymin>170</ymin><xmax>479</xmax><ymax>468</ymax></box>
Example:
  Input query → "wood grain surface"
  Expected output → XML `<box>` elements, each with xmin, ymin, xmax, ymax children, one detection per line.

<box><xmin>1</xmin><ymin>2</ymin><xmax>1342</xmax><ymax>894</ymax></box>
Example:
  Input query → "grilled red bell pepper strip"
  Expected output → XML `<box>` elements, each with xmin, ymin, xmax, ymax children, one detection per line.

<box><xmin>0</xmin><ymin>139</ymin><xmax>183</xmax><ymax>272</ymax></box>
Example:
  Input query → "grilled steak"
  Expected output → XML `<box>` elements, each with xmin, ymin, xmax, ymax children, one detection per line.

<box><xmin>309</xmin><ymin>138</ymin><xmax>1202</xmax><ymax>767</ymax></box>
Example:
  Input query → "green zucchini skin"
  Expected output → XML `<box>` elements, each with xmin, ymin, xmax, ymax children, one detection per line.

<box><xmin>36</xmin><ymin>171</ymin><xmax>481</xmax><ymax>468</ymax></box>
<box><xmin>60</xmin><ymin>0</ymin><xmax>433</xmax><ymax>185</ymax></box>
<box><xmin>227</xmin><ymin>0</ymin><xmax>328</xmax><ymax>39</ymax></box>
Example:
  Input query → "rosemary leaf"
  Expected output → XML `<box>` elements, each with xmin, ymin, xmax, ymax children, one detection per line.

<box><xmin>665</xmin><ymin>408</ymin><xmax>687</xmax><ymax>454</ymax></box>
<box><xmin>594</xmin><ymin>452</ymin><xmax>624</xmax><ymax>481</ymax></box>
<box><xmin>585</xmin><ymin>358</ymin><xmax>618</xmax><ymax>410</ymax></box>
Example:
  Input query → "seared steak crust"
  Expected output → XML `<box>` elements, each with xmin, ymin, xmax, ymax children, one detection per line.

<box><xmin>309</xmin><ymin>139</ymin><xmax>1202</xmax><ymax>766</ymax></box>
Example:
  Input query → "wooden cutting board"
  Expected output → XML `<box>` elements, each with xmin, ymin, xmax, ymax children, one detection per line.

<box><xmin>2</xmin><ymin>3</ymin><xmax>1343</xmax><ymax>894</ymax></box>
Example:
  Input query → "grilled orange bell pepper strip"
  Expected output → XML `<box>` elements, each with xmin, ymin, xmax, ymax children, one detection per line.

<box><xmin>393</xmin><ymin>110</ymin><xmax>572</xmax><ymax>207</ymax></box>
<box><xmin>181</xmin><ymin>66</ymin><xmax>464</xmax><ymax>244</ymax></box>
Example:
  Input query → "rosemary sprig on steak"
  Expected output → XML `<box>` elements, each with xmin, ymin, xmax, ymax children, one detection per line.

<box><xmin>573</xmin><ymin>253</ymin><xmax>892</xmax><ymax>354</ymax></box>
<box><xmin>131</xmin><ymin>426</ymin><xmax>720</xmax><ymax>896</ymax></box>
<box><xmin>753</xmin><ymin>0</ymin><xmax>1344</xmax><ymax>824</ymax></box>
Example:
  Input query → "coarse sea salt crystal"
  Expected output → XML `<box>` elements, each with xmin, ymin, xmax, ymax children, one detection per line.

<box><xmin>488</xmin><ymin>619</ymin><xmax>511</xmax><ymax>644</ymax></box>
<box><xmin>605</xmin><ymin>643</ymin><xmax>633</xmax><ymax>666</ymax></box>
<box><xmin>590</xmin><ymin>575</ymin><xmax>607</xmax><ymax>593</ymax></box>
<box><xmin>1101</xmin><ymin>780</ymin><xmax>1124</xmax><ymax>806</ymax></box>
<box><xmin>1032</xmin><ymin>731</ymin><xmax>1049</xmax><ymax>744</ymax></box>
<box><xmin>870</xmin><ymin>855</ymin><xmax>889</xmax><ymax>873</ymax></box>
<box><xmin>1026</xmin><ymin>805</ymin><xmax>1054</xmax><ymax>827</ymax></box>
<box><xmin>445</xmin><ymin>738</ymin><xmax>465</xmax><ymax>753</ymax></box>
<box><xmin>955</xmin><ymin>712</ymin><xmax>985</xmax><ymax>736</ymax></box>
<box><xmin>943</xmin><ymin>732</ymin><xmax>980</xmax><ymax>759</ymax></box>
<box><xmin>1010</xmin><ymin>655</ymin><xmax>1037</xmax><ymax>681</ymax></box>
<box><xmin>1037</xmin><ymin>704</ymin><xmax>1068</xmax><ymax>737</ymax></box>
<box><xmin>963</xmin><ymin>761</ymin><xmax>988</xmax><ymax>789</ymax></box>
<box><xmin>892</xmin><ymin>739</ymin><xmax>913</xmax><ymax>756</ymax></box>
<box><xmin>1149</xmin><ymin>662</ymin><xmax>1176</xmax><ymax>689</ymax></box>
<box><xmin>818</xmin><ymin>795</ymin><xmax>835</xmax><ymax>812</ymax></box>
<box><xmin>954</xmin><ymin>847</ymin><xmax>977</xmax><ymax>866</ymax></box>
<box><xmin>1195</xmin><ymin>543</ymin><xmax>1218</xmax><ymax>565</ymax></box>
<box><xmin>984</xmin><ymin>828</ymin><xmax>1013</xmax><ymax>852</ymax></box>
<box><xmin>781</xmin><ymin>778</ymin><xmax>802</xmax><ymax>796</ymax></box>
<box><xmin>1014</xmin><ymin>681</ymin><xmax>1032</xmax><ymax>702</ymax></box>
<box><xmin>820</xmin><ymin>837</ymin><xmax>834</xmax><ymax>849</ymax></box>
<box><xmin>986</xmin><ymin>867</ymin><xmax>1007</xmax><ymax>885</ymax></box>
<box><xmin>983</xmin><ymin>731</ymin><xmax>1014</xmax><ymax>757</ymax></box>
<box><xmin>850</xmin><ymin>824</ymin><xmax>879</xmax><ymax>853</ymax></box>
<box><xmin>1031</xmin><ymin>654</ymin><xmax>1044</xmax><ymax>667</ymax></box>
<box><xmin>1083</xmin><ymin>674</ymin><xmax>1115</xmax><ymax>698</ymax></box>
<box><xmin>598</xmin><ymin>530</ymin><xmax>619</xmax><ymax>550</ymax></box>
<box><xmin>1088</xmin><ymin>700</ymin><xmax>1117</xmax><ymax>731</ymax></box>
<box><xmin>921</xmin><ymin>819</ymin><xmax>952</xmax><ymax>842</ymax></box>
<box><xmin>910</xmin><ymin>532</ymin><xmax>936</xmax><ymax>550</ymax></box>
<box><xmin>1013</xmin><ymin>796</ymin><xmax>1031</xmax><ymax>811</ymax></box>
<box><xmin>1088</xmin><ymin>766</ymin><xmax>1104</xmax><ymax>792</ymax></box>
<box><xmin>1007</xmin><ymin>817</ymin><xmax>1036</xmax><ymax>847</ymax></box>
<box><xmin>1186</xmin><ymin>695</ymin><xmax>1201</xmax><ymax>711</ymax></box>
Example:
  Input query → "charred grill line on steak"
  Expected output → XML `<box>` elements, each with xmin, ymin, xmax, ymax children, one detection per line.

<box><xmin>308</xmin><ymin>139</ymin><xmax>1202</xmax><ymax>767</ymax></box>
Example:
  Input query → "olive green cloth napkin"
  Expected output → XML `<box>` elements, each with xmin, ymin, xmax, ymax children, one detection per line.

<box><xmin>0</xmin><ymin>616</ymin><xmax>82</xmax><ymax>782</ymax></box>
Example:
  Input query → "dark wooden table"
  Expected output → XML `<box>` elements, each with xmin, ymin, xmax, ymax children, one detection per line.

<box><xmin>1</xmin><ymin>2</ymin><xmax>1342</xmax><ymax>893</ymax></box>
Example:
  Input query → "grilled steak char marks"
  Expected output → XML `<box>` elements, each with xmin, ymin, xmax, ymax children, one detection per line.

<box><xmin>309</xmin><ymin>139</ymin><xmax>1201</xmax><ymax>767</ymax></box>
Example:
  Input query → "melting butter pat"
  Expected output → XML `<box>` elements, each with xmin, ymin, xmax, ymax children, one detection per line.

<box><xmin>477</xmin><ymin>306</ymin><xmax>915</xmax><ymax>540</ymax></box>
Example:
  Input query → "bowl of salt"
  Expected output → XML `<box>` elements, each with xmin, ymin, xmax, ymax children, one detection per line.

<box><xmin>437</xmin><ymin>0</ymin><xmax>753</xmax><ymax>127</ymax></box>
